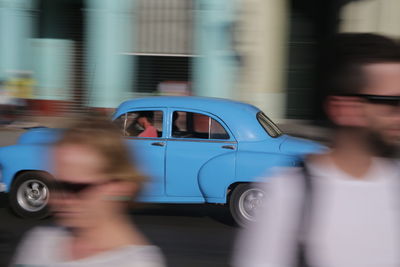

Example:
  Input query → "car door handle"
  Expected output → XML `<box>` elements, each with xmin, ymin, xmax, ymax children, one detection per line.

<box><xmin>151</xmin><ymin>142</ymin><xmax>165</xmax><ymax>147</ymax></box>
<box><xmin>222</xmin><ymin>145</ymin><xmax>235</xmax><ymax>150</ymax></box>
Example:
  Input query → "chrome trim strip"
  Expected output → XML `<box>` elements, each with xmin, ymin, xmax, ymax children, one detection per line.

<box><xmin>124</xmin><ymin>137</ymin><xmax>236</xmax><ymax>144</ymax></box>
<box><xmin>167</xmin><ymin>138</ymin><xmax>236</xmax><ymax>144</ymax></box>
<box><xmin>124</xmin><ymin>137</ymin><xmax>167</xmax><ymax>141</ymax></box>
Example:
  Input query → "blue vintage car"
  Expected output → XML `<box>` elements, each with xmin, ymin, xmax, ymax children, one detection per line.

<box><xmin>0</xmin><ymin>96</ymin><xmax>322</xmax><ymax>225</ymax></box>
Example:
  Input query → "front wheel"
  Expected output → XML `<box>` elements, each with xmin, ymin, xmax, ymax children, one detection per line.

<box><xmin>229</xmin><ymin>184</ymin><xmax>266</xmax><ymax>227</ymax></box>
<box><xmin>9</xmin><ymin>171</ymin><xmax>53</xmax><ymax>219</ymax></box>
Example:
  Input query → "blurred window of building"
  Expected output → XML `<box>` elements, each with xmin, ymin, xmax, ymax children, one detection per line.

<box><xmin>158</xmin><ymin>81</ymin><xmax>191</xmax><ymax>96</ymax></box>
<box><xmin>35</xmin><ymin>0</ymin><xmax>85</xmax><ymax>113</ymax></box>
<box><xmin>134</xmin><ymin>55</ymin><xmax>191</xmax><ymax>94</ymax></box>
<box><xmin>125</xmin><ymin>0</ymin><xmax>194</xmax><ymax>94</ymax></box>
<box><xmin>135</xmin><ymin>0</ymin><xmax>194</xmax><ymax>55</ymax></box>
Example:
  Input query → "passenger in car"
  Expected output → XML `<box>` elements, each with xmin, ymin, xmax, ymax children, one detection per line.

<box><xmin>172</xmin><ymin>112</ymin><xmax>186</xmax><ymax>137</ymax></box>
<box><xmin>137</xmin><ymin>111</ymin><xmax>158</xmax><ymax>138</ymax></box>
<box><xmin>172</xmin><ymin>112</ymin><xmax>180</xmax><ymax>133</ymax></box>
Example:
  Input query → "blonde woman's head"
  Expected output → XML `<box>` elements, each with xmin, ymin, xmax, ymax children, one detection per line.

<box><xmin>51</xmin><ymin>116</ymin><xmax>145</xmax><ymax>227</ymax></box>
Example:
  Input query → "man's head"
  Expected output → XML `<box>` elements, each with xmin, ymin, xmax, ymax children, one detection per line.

<box><xmin>325</xmin><ymin>33</ymin><xmax>400</xmax><ymax>155</ymax></box>
<box><xmin>136</xmin><ymin>111</ymin><xmax>154</xmax><ymax>127</ymax></box>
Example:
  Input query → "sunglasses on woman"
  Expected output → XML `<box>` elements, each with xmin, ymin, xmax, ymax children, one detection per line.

<box><xmin>53</xmin><ymin>180</ymin><xmax>113</xmax><ymax>194</ymax></box>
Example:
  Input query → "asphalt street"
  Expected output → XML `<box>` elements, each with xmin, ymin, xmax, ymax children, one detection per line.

<box><xmin>0</xmin><ymin>129</ymin><xmax>238</xmax><ymax>267</ymax></box>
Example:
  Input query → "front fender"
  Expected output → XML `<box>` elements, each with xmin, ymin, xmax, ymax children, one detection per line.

<box><xmin>0</xmin><ymin>144</ymin><xmax>53</xmax><ymax>191</ymax></box>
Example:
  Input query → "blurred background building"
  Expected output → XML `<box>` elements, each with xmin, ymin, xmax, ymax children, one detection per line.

<box><xmin>0</xmin><ymin>0</ymin><xmax>397</xmax><ymax>123</ymax></box>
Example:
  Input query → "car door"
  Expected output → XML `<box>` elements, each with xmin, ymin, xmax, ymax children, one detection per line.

<box><xmin>165</xmin><ymin>109</ymin><xmax>236</xmax><ymax>198</ymax></box>
<box><xmin>114</xmin><ymin>109</ymin><xmax>166</xmax><ymax>197</ymax></box>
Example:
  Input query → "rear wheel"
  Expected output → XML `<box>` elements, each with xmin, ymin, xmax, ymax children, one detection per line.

<box><xmin>229</xmin><ymin>184</ymin><xmax>265</xmax><ymax>227</ymax></box>
<box><xmin>9</xmin><ymin>171</ymin><xmax>53</xmax><ymax>219</ymax></box>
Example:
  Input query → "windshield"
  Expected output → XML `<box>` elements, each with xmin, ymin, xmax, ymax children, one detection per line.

<box><xmin>256</xmin><ymin>112</ymin><xmax>283</xmax><ymax>138</ymax></box>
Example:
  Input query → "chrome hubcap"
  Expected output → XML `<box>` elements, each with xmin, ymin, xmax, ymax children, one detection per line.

<box><xmin>17</xmin><ymin>179</ymin><xmax>49</xmax><ymax>212</ymax></box>
<box><xmin>238</xmin><ymin>188</ymin><xmax>265</xmax><ymax>222</ymax></box>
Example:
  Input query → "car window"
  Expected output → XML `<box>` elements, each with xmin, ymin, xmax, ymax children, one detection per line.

<box><xmin>114</xmin><ymin>110</ymin><xmax>163</xmax><ymax>138</ymax></box>
<box><xmin>172</xmin><ymin>111</ymin><xmax>229</xmax><ymax>140</ymax></box>
<box><xmin>257</xmin><ymin>112</ymin><xmax>283</xmax><ymax>137</ymax></box>
<box><xmin>113</xmin><ymin>113</ymin><xmax>126</xmax><ymax>132</ymax></box>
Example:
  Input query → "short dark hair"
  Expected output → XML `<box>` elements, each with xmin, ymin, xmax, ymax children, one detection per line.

<box><xmin>326</xmin><ymin>33</ymin><xmax>400</xmax><ymax>96</ymax></box>
<box><xmin>137</xmin><ymin>111</ymin><xmax>154</xmax><ymax>123</ymax></box>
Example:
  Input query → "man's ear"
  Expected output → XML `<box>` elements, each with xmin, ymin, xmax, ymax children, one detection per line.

<box><xmin>325</xmin><ymin>96</ymin><xmax>367</xmax><ymax>127</ymax></box>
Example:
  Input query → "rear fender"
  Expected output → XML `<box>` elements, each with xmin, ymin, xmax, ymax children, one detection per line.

<box><xmin>197</xmin><ymin>152</ymin><xmax>236</xmax><ymax>202</ymax></box>
<box><xmin>235</xmin><ymin>151</ymin><xmax>296</xmax><ymax>182</ymax></box>
<box><xmin>198</xmin><ymin>152</ymin><xmax>296</xmax><ymax>203</ymax></box>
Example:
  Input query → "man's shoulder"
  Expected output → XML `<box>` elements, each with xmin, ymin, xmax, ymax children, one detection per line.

<box><xmin>374</xmin><ymin>157</ymin><xmax>400</xmax><ymax>174</ymax></box>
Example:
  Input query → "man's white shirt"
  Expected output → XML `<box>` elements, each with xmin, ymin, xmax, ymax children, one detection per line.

<box><xmin>233</xmin><ymin>157</ymin><xmax>400</xmax><ymax>267</ymax></box>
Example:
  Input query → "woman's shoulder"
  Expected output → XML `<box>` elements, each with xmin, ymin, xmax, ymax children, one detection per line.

<box><xmin>11</xmin><ymin>226</ymin><xmax>67</xmax><ymax>265</ymax></box>
<box><xmin>126</xmin><ymin>245</ymin><xmax>165</xmax><ymax>262</ymax></box>
<box><xmin>26</xmin><ymin>224</ymin><xmax>65</xmax><ymax>235</ymax></box>
<box><xmin>93</xmin><ymin>244</ymin><xmax>166</xmax><ymax>267</ymax></box>
<box><xmin>22</xmin><ymin>225</ymin><xmax>67</xmax><ymax>245</ymax></box>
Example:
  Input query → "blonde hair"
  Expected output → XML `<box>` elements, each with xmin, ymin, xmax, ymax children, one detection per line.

<box><xmin>55</xmin><ymin>116</ymin><xmax>145</xmax><ymax>188</ymax></box>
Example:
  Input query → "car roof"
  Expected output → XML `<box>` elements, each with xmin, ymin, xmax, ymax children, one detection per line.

<box><xmin>116</xmin><ymin>96</ymin><xmax>256</xmax><ymax>112</ymax></box>
<box><xmin>114</xmin><ymin>96</ymin><xmax>272</xmax><ymax>141</ymax></box>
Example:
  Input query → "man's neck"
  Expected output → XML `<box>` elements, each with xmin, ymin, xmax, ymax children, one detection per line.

<box><xmin>327</xmin><ymin>129</ymin><xmax>375</xmax><ymax>179</ymax></box>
